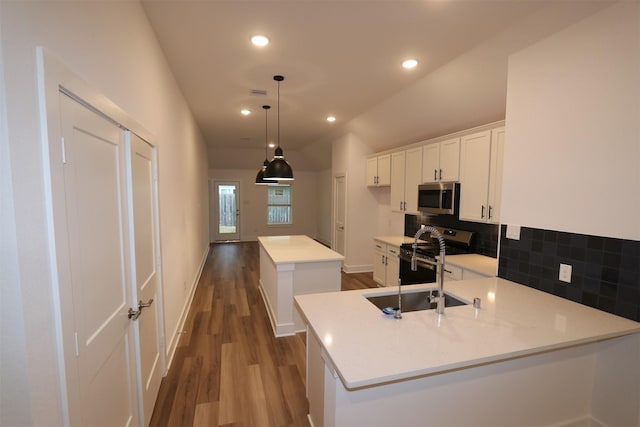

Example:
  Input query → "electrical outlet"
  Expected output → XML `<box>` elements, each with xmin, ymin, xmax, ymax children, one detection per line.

<box><xmin>506</xmin><ymin>225</ymin><xmax>521</xmax><ymax>240</ymax></box>
<box><xmin>559</xmin><ymin>264</ymin><xmax>572</xmax><ymax>283</ymax></box>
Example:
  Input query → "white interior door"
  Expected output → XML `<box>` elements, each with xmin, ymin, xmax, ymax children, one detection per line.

<box><xmin>128</xmin><ymin>132</ymin><xmax>162</xmax><ymax>426</ymax></box>
<box><xmin>213</xmin><ymin>180</ymin><xmax>240</xmax><ymax>241</ymax></box>
<box><xmin>59</xmin><ymin>94</ymin><xmax>139</xmax><ymax>426</ymax></box>
<box><xmin>333</xmin><ymin>175</ymin><xmax>346</xmax><ymax>257</ymax></box>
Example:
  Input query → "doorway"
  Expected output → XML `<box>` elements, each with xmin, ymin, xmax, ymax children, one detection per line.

<box><xmin>333</xmin><ymin>174</ymin><xmax>346</xmax><ymax>258</ymax></box>
<box><xmin>212</xmin><ymin>180</ymin><xmax>241</xmax><ymax>241</ymax></box>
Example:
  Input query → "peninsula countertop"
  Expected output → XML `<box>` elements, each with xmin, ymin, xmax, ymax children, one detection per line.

<box><xmin>258</xmin><ymin>235</ymin><xmax>344</xmax><ymax>265</ymax></box>
<box><xmin>294</xmin><ymin>278</ymin><xmax>640</xmax><ymax>389</ymax></box>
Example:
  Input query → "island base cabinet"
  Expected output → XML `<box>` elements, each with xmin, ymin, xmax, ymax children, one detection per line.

<box><xmin>259</xmin><ymin>244</ymin><xmax>342</xmax><ymax>337</ymax></box>
<box><xmin>306</xmin><ymin>333</ymin><xmax>640</xmax><ymax>427</ymax></box>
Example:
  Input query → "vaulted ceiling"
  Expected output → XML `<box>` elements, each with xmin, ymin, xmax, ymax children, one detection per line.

<box><xmin>141</xmin><ymin>1</ymin><xmax>614</xmax><ymax>170</ymax></box>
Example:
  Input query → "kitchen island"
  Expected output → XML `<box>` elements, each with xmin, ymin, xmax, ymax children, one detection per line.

<box><xmin>258</xmin><ymin>235</ymin><xmax>344</xmax><ymax>337</ymax></box>
<box><xmin>295</xmin><ymin>278</ymin><xmax>640</xmax><ymax>427</ymax></box>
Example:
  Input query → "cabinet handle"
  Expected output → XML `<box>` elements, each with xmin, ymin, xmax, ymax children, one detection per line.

<box><xmin>488</xmin><ymin>205</ymin><xmax>493</xmax><ymax>219</ymax></box>
<box><xmin>439</xmin><ymin>169</ymin><xmax>442</xmax><ymax>180</ymax></box>
<box><xmin>434</xmin><ymin>169</ymin><xmax>437</xmax><ymax>181</ymax></box>
<box><xmin>481</xmin><ymin>205</ymin><xmax>485</xmax><ymax>218</ymax></box>
<box><xmin>382</xmin><ymin>254</ymin><xmax>385</xmax><ymax>264</ymax></box>
<box><xmin>404</xmin><ymin>201</ymin><xmax>407</xmax><ymax>211</ymax></box>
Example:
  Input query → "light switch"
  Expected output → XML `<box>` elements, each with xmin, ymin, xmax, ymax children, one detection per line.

<box><xmin>506</xmin><ymin>225</ymin><xmax>521</xmax><ymax>240</ymax></box>
<box><xmin>559</xmin><ymin>264</ymin><xmax>572</xmax><ymax>283</ymax></box>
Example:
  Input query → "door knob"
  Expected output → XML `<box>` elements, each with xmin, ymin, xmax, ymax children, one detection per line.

<box><xmin>128</xmin><ymin>299</ymin><xmax>154</xmax><ymax>320</ymax></box>
<box><xmin>139</xmin><ymin>298</ymin><xmax>153</xmax><ymax>308</ymax></box>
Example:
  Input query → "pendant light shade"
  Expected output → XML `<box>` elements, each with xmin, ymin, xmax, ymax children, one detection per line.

<box><xmin>255</xmin><ymin>105</ymin><xmax>271</xmax><ymax>185</ymax></box>
<box><xmin>264</xmin><ymin>75</ymin><xmax>294</xmax><ymax>181</ymax></box>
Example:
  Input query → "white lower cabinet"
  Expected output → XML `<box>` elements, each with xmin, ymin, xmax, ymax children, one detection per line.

<box><xmin>373</xmin><ymin>241</ymin><xmax>400</xmax><ymax>287</ymax></box>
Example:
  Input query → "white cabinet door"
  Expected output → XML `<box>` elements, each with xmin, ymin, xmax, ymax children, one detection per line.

<box><xmin>421</xmin><ymin>143</ymin><xmax>440</xmax><ymax>183</ymax></box>
<box><xmin>366</xmin><ymin>154</ymin><xmax>391</xmax><ymax>187</ymax></box>
<box><xmin>487</xmin><ymin>127</ymin><xmax>505</xmax><ymax>224</ymax></box>
<box><xmin>377</xmin><ymin>154</ymin><xmax>391</xmax><ymax>186</ymax></box>
<box><xmin>459</xmin><ymin>130</ymin><xmax>492</xmax><ymax>222</ymax></box>
<box><xmin>366</xmin><ymin>156</ymin><xmax>378</xmax><ymax>186</ymax></box>
<box><xmin>421</xmin><ymin>138</ymin><xmax>460</xmax><ymax>183</ymax></box>
<box><xmin>390</xmin><ymin>151</ymin><xmax>406</xmax><ymax>212</ymax></box>
<box><xmin>385</xmin><ymin>246</ymin><xmax>400</xmax><ymax>287</ymax></box>
<box><xmin>404</xmin><ymin>147</ymin><xmax>422</xmax><ymax>213</ymax></box>
<box><xmin>439</xmin><ymin>138</ymin><xmax>460</xmax><ymax>182</ymax></box>
<box><xmin>373</xmin><ymin>242</ymin><xmax>386</xmax><ymax>285</ymax></box>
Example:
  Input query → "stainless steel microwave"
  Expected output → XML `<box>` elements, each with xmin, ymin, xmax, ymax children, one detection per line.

<box><xmin>417</xmin><ymin>182</ymin><xmax>460</xmax><ymax>215</ymax></box>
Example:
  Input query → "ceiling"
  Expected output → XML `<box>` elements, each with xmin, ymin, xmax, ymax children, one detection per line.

<box><xmin>141</xmin><ymin>1</ymin><xmax>612</xmax><ymax>170</ymax></box>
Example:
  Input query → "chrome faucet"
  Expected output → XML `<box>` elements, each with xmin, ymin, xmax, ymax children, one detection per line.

<box><xmin>415</xmin><ymin>226</ymin><xmax>447</xmax><ymax>314</ymax></box>
<box><xmin>395</xmin><ymin>225</ymin><xmax>447</xmax><ymax>319</ymax></box>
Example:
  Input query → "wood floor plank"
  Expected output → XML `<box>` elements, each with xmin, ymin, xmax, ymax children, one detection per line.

<box><xmin>245</xmin><ymin>364</ymin><xmax>273</xmax><ymax>426</ymax></box>
<box><xmin>149</xmin><ymin>242</ymin><xmax>378</xmax><ymax>427</ymax></box>
<box><xmin>167</xmin><ymin>355</ymin><xmax>202</xmax><ymax>427</ymax></box>
<box><xmin>193</xmin><ymin>402</ymin><xmax>218</xmax><ymax>427</ymax></box>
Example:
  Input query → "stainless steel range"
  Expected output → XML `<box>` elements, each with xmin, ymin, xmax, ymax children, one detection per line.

<box><xmin>398</xmin><ymin>226</ymin><xmax>474</xmax><ymax>285</ymax></box>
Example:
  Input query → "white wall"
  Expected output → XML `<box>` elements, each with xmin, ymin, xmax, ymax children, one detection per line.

<box><xmin>0</xmin><ymin>23</ymin><xmax>33</xmax><ymax>426</ymax></box>
<box><xmin>332</xmin><ymin>133</ymin><xmax>380</xmax><ymax>272</ymax></box>
<box><xmin>0</xmin><ymin>1</ymin><xmax>209</xmax><ymax>424</ymax></box>
<box><xmin>502</xmin><ymin>1</ymin><xmax>640</xmax><ymax>241</ymax></box>
<box><xmin>208</xmin><ymin>169</ymin><xmax>319</xmax><ymax>242</ymax></box>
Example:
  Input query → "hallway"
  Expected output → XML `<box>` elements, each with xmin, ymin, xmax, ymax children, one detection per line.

<box><xmin>150</xmin><ymin>242</ymin><xmax>375</xmax><ymax>426</ymax></box>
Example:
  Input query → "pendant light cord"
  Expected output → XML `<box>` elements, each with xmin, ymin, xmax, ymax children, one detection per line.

<box><xmin>277</xmin><ymin>78</ymin><xmax>281</xmax><ymax>149</ymax></box>
<box><xmin>265</xmin><ymin>106</ymin><xmax>268</xmax><ymax>160</ymax></box>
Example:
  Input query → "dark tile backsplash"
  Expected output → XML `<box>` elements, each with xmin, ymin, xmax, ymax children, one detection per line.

<box><xmin>498</xmin><ymin>225</ymin><xmax>640</xmax><ymax>322</ymax></box>
<box><xmin>404</xmin><ymin>214</ymin><xmax>499</xmax><ymax>258</ymax></box>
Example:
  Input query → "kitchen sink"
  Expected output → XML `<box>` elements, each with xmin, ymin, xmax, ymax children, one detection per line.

<box><xmin>366</xmin><ymin>290</ymin><xmax>468</xmax><ymax>313</ymax></box>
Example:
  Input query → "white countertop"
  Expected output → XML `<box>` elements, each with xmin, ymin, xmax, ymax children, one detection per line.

<box><xmin>258</xmin><ymin>235</ymin><xmax>344</xmax><ymax>264</ymax></box>
<box><xmin>374</xmin><ymin>235</ymin><xmax>497</xmax><ymax>276</ymax></box>
<box><xmin>446</xmin><ymin>254</ymin><xmax>497</xmax><ymax>277</ymax></box>
<box><xmin>295</xmin><ymin>278</ymin><xmax>640</xmax><ymax>389</ymax></box>
<box><xmin>373</xmin><ymin>235</ymin><xmax>414</xmax><ymax>247</ymax></box>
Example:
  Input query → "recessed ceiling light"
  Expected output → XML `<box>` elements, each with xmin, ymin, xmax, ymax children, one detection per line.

<box><xmin>241</xmin><ymin>109</ymin><xmax>251</xmax><ymax>116</ymax></box>
<box><xmin>251</xmin><ymin>35</ymin><xmax>269</xmax><ymax>47</ymax></box>
<box><xmin>326</xmin><ymin>116</ymin><xmax>336</xmax><ymax>123</ymax></box>
<box><xmin>402</xmin><ymin>59</ymin><xmax>418</xmax><ymax>69</ymax></box>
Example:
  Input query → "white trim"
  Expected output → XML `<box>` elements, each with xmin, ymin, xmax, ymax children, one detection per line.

<box><xmin>342</xmin><ymin>264</ymin><xmax>373</xmax><ymax>274</ymax></box>
<box><xmin>164</xmin><ymin>243</ymin><xmax>209</xmax><ymax>371</ymax></box>
<box><xmin>35</xmin><ymin>46</ymin><xmax>71</xmax><ymax>427</ymax></box>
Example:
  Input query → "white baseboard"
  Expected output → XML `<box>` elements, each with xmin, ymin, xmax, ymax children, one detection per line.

<box><xmin>342</xmin><ymin>264</ymin><xmax>373</xmax><ymax>274</ymax></box>
<box><xmin>164</xmin><ymin>244</ymin><xmax>209</xmax><ymax>371</ymax></box>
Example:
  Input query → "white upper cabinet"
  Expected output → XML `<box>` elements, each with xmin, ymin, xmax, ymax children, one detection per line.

<box><xmin>366</xmin><ymin>154</ymin><xmax>391</xmax><ymax>187</ymax></box>
<box><xmin>459</xmin><ymin>127</ymin><xmax>505</xmax><ymax>223</ymax></box>
<box><xmin>421</xmin><ymin>137</ymin><xmax>460</xmax><ymax>183</ymax></box>
<box><xmin>390</xmin><ymin>147</ymin><xmax>422</xmax><ymax>213</ymax></box>
<box><xmin>390</xmin><ymin>152</ymin><xmax>406</xmax><ymax>212</ymax></box>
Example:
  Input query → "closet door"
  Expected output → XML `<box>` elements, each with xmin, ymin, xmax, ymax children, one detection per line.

<box><xmin>59</xmin><ymin>93</ymin><xmax>139</xmax><ymax>426</ymax></box>
<box><xmin>128</xmin><ymin>132</ymin><xmax>162</xmax><ymax>426</ymax></box>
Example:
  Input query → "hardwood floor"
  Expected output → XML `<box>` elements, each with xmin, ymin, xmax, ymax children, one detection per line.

<box><xmin>150</xmin><ymin>242</ymin><xmax>377</xmax><ymax>427</ymax></box>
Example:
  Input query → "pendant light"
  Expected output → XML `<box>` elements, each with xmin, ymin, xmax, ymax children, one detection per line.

<box><xmin>264</xmin><ymin>75</ymin><xmax>294</xmax><ymax>181</ymax></box>
<box><xmin>255</xmin><ymin>105</ymin><xmax>271</xmax><ymax>185</ymax></box>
